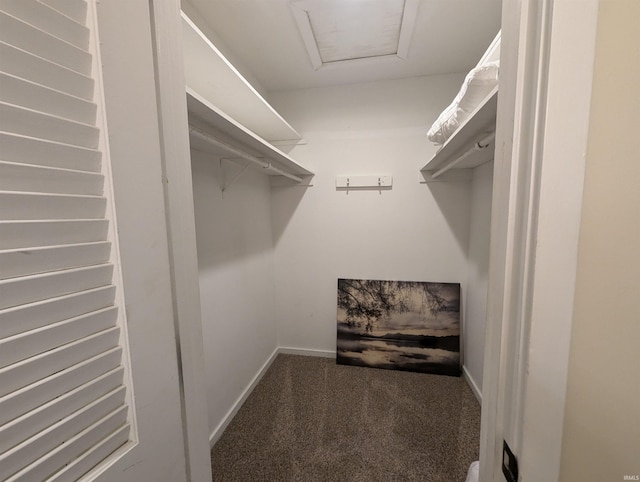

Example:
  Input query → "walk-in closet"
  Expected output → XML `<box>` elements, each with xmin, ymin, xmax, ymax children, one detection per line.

<box><xmin>4</xmin><ymin>0</ymin><xmax>635</xmax><ymax>480</ymax></box>
<box><xmin>181</xmin><ymin>0</ymin><xmax>500</xmax><ymax>478</ymax></box>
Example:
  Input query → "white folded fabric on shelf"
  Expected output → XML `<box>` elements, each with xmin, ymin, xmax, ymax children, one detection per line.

<box><xmin>427</xmin><ymin>61</ymin><xmax>499</xmax><ymax>146</ymax></box>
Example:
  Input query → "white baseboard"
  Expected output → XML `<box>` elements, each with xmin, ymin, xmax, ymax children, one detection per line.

<box><xmin>462</xmin><ymin>365</ymin><xmax>482</xmax><ymax>405</ymax></box>
<box><xmin>278</xmin><ymin>346</ymin><xmax>336</xmax><ymax>358</ymax></box>
<box><xmin>208</xmin><ymin>346</ymin><xmax>335</xmax><ymax>447</ymax></box>
<box><xmin>208</xmin><ymin>346</ymin><xmax>279</xmax><ymax>448</ymax></box>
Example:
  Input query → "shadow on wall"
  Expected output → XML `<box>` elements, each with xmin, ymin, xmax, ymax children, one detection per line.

<box><xmin>424</xmin><ymin>180</ymin><xmax>473</xmax><ymax>260</ymax></box>
<box><xmin>269</xmin><ymin>143</ymin><xmax>312</xmax><ymax>246</ymax></box>
<box><xmin>270</xmin><ymin>183</ymin><xmax>308</xmax><ymax>246</ymax></box>
<box><xmin>191</xmin><ymin>150</ymin><xmax>282</xmax><ymax>271</ymax></box>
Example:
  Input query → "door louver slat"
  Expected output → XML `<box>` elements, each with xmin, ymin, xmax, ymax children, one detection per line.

<box><xmin>0</xmin><ymin>285</ymin><xmax>115</xmax><ymax>339</ymax></box>
<box><xmin>0</xmin><ymin>11</ymin><xmax>92</xmax><ymax>76</ymax></box>
<box><xmin>46</xmin><ymin>424</ymin><xmax>130</xmax><ymax>482</ymax></box>
<box><xmin>0</xmin><ymin>102</ymin><xmax>99</xmax><ymax>148</ymax></box>
<box><xmin>0</xmin><ymin>219</ymin><xmax>108</xmax><ymax>250</ymax></box>
<box><xmin>0</xmin><ymin>192</ymin><xmax>106</xmax><ymax>220</ymax></box>
<box><xmin>0</xmin><ymin>161</ymin><xmax>104</xmax><ymax>196</ymax></box>
<box><xmin>0</xmin><ymin>132</ymin><xmax>101</xmax><ymax>172</ymax></box>
<box><xmin>9</xmin><ymin>407</ymin><xmax>129</xmax><ymax>482</ymax></box>
<box><xmin>0</xmin><ymin>367</ymin><xmax>124</xmax><ymax>454</ymax></box>
<box><xmin>0</xmin><ymin>241</ymin><xmax>111</xmax><ymax>279</ymax></box>
<box><xmin>39</xmin><ymin>0</ymin><xmax>88</xmax><ymax>25</ymax></box>
<box><xmin>0</xmin><ymin>72</ymin><xmax>97</xmax><ymax>125</ymax></box>
<box><xmin>0</xmin><ymin>348</ymin><xmax>123</xmax><ymax>426</ymax></box>
<box><xmin>0</xmin><ymin>387</ymin><xmax>126</xmax><ymax>481</ymax></box>
<box><xmin>0</xmin><ymin>1</ymin><xmax>133</xmax><ymax>478</ymax></box>
<box><xmin>0</xmin><ymin>42</ymin><xmax>94</xmax><ymax>100</ymax></box>
<box><xmin>0</xmin><ymin>264</ymin><xmax>114</xmax><ymax>315</ymax></box>
<box><xmin>0</xmin><ymin>327</ymin><xmax>121</xmax><ymax>397</ymax></box>
<box><xmin>0</xmin><ymin>0</ymin><xmax>90</xmax><ymax>50</ymax></box>
<box><xmin>0</xmin><ymin>306</ymin><xmax>118</xmax><ymax>367</ymax></box>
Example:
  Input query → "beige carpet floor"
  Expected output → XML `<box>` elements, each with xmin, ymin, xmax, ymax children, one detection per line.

<box><xmin>210</xmin><ymin>354</ymin><xmax>481</xmax><ymax>481</ymax></box>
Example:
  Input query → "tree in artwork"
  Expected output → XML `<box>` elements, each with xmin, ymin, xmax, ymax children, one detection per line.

<box><xmin>337</xmin><ymin>279</ymin><xmax>448</xmax><ymax>332</ymax></box>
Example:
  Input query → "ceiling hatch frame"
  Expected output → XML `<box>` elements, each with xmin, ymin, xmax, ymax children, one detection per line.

<box><xmin>290</xmin><ymin>0</ymin><xmax>419</xmax><ymax>70</ymax></box>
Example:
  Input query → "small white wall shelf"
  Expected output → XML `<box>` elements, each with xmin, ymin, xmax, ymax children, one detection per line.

<box><xmin>187</xmin><ymin>89</ymin><xmax>313</xmax><ymax>180</ymax></box>
<box><xmin>335</xmin><ymin>175</ymin><xmax>393</xmax><ymax>189</ymax></box>
<box><xmin>421</xmin><ymin>86</ymin><xmax>498</xmax><ymax>179</ymax></box>
<box><xmin>181</xmin><ymin>11</ymin><xmax>301</xmax><ymax>143</ymax></box>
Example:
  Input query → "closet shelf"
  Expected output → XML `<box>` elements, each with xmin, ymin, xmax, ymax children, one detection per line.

<box><xmin>421</xmin><ymin>86</ymin><xmax>498</xmax><ymax>178</ymax></box>
<box><xmin>181</xmin><ymin>11</ymin><xmax>301</xmax><ymax>144</ymax></box>
<box><xmin>187</xmin><ymin>89</ymin><xmax>313</xmax><ymax>179</ymax></box>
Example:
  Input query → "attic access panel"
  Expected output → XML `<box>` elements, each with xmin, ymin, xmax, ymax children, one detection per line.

<box><xmin>290</xmin><ymin>0</ymin><xmax>419</xmax><ymax>69</ymax></box>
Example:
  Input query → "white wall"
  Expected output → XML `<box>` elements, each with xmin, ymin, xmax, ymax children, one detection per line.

<box><xmin>269</xmin><ymin>74</ymin><xmax>475</xmax><ymax>353</ymax></box>
<box><xmin>560</xmin><ymin>0</ymin><xmax>640</xmax><ymax>478</ymax></box>
<box><xmin>464</xmin><ymin>161</ymin><xmax>493</xmax><ymax>399</ymax></box>
<box><xmin>191</xmin><ymin>152</ymin><xmax>278</xmax><ymax>440</ymax></box>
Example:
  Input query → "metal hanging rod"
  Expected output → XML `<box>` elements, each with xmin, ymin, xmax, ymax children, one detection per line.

<box><xmin>431</xmin><ymin>131</ymin><xmax>496</xmax><ymax>179</ymax></box>
<box><xmin>188</xmin><ymin>125</ymin><xmax>303</xmax><ymax>183</ymax></box>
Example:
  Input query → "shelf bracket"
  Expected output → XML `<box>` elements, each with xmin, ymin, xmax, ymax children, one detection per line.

<box><xmin>220</xmin><ymin>158</ymin><xmax>251</xmax><ymax>193</ymax></box>
<box><xmin>189</xmin><ymin>125</ymin><xmax>305</xmax><ymax>184</ymax></box>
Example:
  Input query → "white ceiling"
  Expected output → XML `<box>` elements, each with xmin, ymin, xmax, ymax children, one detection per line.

<box><xmin>184</xmin><ymin>0</ymin><xmax>502</xmax><ymax>93</ymax></box>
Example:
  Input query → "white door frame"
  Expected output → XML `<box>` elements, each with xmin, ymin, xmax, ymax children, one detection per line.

<box><xmin>480</xmin><ymin>0</ymin><xmax>599</xmax><ymax>480</ymax></box>
<box><xmin>146</xmin><ymin>2</ymin><xmax>213</xmax><ymax>481</ymax></box>
<box><xmin>142</xmin><ymin>0</ymin><xmax>601</xmax><ymax>480</ymax></box>
<box><xmin>93</xmin><ymin>0</ymin><xmax>210</xmax><ymax>479</ymax></box>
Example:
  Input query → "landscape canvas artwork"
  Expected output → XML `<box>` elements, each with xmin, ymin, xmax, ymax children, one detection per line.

<box><xmin>337</xmin><ymin>278</ymin><xmax>461</xmax><ymax>376</ymax></box>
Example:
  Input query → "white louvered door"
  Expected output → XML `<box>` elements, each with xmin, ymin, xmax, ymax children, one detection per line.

<box><xmin>0</xmin><ymin>1</ymin><xmax>135</xmax><ymax>480</ymax></box>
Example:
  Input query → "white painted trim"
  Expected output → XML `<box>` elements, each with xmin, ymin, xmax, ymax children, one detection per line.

<box><xmin>396</xmin><ymin>0</ymin><xmax>419</xmax><ymax>59</ymax></box>
<box><xmin>462</xmin><ymin>365</ymin><xmax>482</xmax><ymax>405</ymax></box>
<box><xmin>208</xmin><ymin>347</ymin><xmax>332</xmax><ymax>447</ymax></box>
<box><xmin>479</xmin><ymin>1</ymin><xmax>599</xmax><ymax>480</ymax></box>
<box><xmin>147</xmin><ymin>2</ymin><xmax>212</xmax><ymax>481</ymax></box>
<box><xmin>209</xmin><ymin>347</ymin><xmax>280</xmax><ymax>448</ymax></box>
<box><xmin>479</xmin><ymin>0</ymin><xmax>552</xmax><ymax>479</ymax></box>
<box><xmin>278</xmin><ymin>347</ymin><xmax>336</xmax><ymax>358</ymax></box>
<box><xmin>518</xmin><ymin>1</ymin><xmax>599</xmax><ymax>479</ymax></box>
<box><xmin>289</xmin><ymin>1</ymin><xmax>323</xmax><ymax>70</ymax></box>
<box><xmin>502</xmin><ymin>0</ymin><xmax>556</xmax><ymax>460</ymax></box>
<box><xmin>86</xmin><ymin>0</ymin><xmax>138</xmax><ymax>442</ymax></box>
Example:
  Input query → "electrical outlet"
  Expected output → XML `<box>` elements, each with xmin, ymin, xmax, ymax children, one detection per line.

<box><xmin>502</xmin><ymin>440</ymin><xmax>519</xmax><ymax>482</ymax></box>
